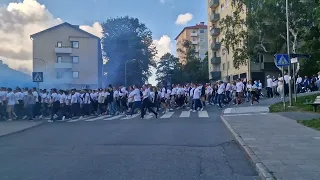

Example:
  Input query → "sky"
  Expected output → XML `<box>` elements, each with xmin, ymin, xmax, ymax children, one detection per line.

<box><xmin>0</xmin><ymin>0</ymin><xmax>207</xmax><ymax>85</ymax></box>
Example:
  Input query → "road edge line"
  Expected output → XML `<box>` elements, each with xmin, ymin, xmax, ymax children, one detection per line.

<box><xmin>0</xmin><ymin>121</ymin><xmax>46</xmax><ymax>138</ymax></box>
<box><xmin>220</xmin><ymin>115</ymin><xmax>275</xmax><ymax>180</ymax></box>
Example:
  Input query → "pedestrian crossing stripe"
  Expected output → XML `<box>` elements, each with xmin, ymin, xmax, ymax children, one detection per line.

<box><xmin>64</xmin><ymin>110</ymin><xmax>210</xmax><ymax>123</ymax></box>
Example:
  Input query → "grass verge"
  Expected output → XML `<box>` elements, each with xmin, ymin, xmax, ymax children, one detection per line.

<box><xmin>269</xmin><ymin>93</ymin><xmax>320</xmax><ymax>113</ymax></box>
<box><xmin>297</xmin><ymin>119</ymin><xmax>320</xmax><ymax>131</ymax></box>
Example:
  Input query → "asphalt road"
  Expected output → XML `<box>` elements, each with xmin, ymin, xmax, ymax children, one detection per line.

<box><xmin>0</xmin><ymin>108</ymin><xmax>258</xmax><ymax>180</ymax></box>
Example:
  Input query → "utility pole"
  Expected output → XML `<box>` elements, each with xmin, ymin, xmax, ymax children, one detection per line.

<box><xmin>286</xmin><ymin>0</ymin><xmax>293</xmax><ymax>106</ymax></box>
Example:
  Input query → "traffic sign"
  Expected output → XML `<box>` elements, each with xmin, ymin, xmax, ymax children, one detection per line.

<box><xmin>275</xmin><ymin>54</ymin><xmax>290</xmax><ymax>67</ymax></box>
<box><xmin>290</xmin><ymin>54</ymin><xmax>311</xmax><ymax>59</ymax></box>
<box><xmin>32</xmin><ymin>72</ymin><xmax>43</xmax><ymax>82</ymax></box>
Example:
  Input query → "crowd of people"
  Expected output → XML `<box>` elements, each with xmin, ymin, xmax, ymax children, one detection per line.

<box><xmin>1</xmin><ymin>72</ymin><xmax>320</xmax><ymax>122</ymax></box>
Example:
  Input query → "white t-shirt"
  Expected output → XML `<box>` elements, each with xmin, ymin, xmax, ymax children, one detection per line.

<box><xmin>84</xmin><ymin>93</ymin><xmax>91</xmax><ymax>104</ymax></box>
<box><xmin>60</xmin><ymin>94</ymin><xmax>66</xmax><ymax>104</ymax></box>
<box><xmin>128</xmin><ymin>91</ymin><xmax>134</xmax><ymax>103</ymax></box>
<box><xmin>32</xmin><ymin>91</ymin><xmax>39</xmax><ymax>102</ymax></box>
<box><xmin>236</xmin><ymin>82</ymin><xmax>244</xmax><ymax>92</ymax></box>
<box><xmin>71</xmin><ymin>94</ymin><xmax>77</xmax><ymax>104</ymax></box>
<box><xmin>217</xmin><ymin>84</ymin><xmax>225</xmax><ymax>94</ymax></box>
<box><xmin>133</xmin><ymin>89</ymin><xmax>141</xmax><ymax>102</ymax></box>
<box><xmin>161</xmin><ymin>88</ymin><xmax>166</xmax><ymax>98</ymax></box>
<box><xmin>41</xmin><ymin>93</ymin><xmax>47</xmax><ymax>103</ymax></box>
<box><xmin>193</xmin><ymin>87</ymin><xmax>201</xmax><ymax>99</ymax></box>
<box><xmin>226</xmin><ymin>83</ymin><xmax>231</xmax><ymax>91</ymax></box>
<box><xmin>190</xmin><ymin>88</ymin><xmax>195</xmax><ymax>98</ymax></box>
<box><xmin>6</xmin><ymin>92</ymin><xmax>15</xmax><ymax>105</ymax></box>
<box><xmin>51</xmin><ymin>93</ymin><xmax>59</xmax><ymax>102</ymax></box>
<box><xmin>267</xmin><ymin>78</ymin><xmax>273</xmax><ymax>88</ymax></box>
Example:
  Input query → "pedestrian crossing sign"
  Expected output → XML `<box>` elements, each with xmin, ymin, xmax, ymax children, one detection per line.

<box><xmin>32</xmin><ymin>72</ymin><xmax>43</xmax><ymax>82</ymax></box>
<box><xmin>275</xmin><ymin>54</ymin><xmax>290</xmax><ymax>67</ymax></box>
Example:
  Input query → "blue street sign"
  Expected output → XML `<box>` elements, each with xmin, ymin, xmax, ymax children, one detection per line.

<box><xmin>32</xmin><ymin>72</ymin><xmax>43</xmax><ymax>82</ymax></box>
<box><xmin>275</xmin><ymin>54</ymin><xmax>290</xmax><ymax>67</ymax></box>
<box><xmin>290</xmin><ymin>54</ymin><xmax>312</xmax><ymax>59</ymax></box>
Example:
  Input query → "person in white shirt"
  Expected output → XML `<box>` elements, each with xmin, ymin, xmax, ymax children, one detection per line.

<box><xmin>129</xmin><ymin>85</ymin><xmax>142</xmax><ymax>116</ymax></box>
<box><xmin>284</xmin><ymin>72</ymin><xmax>290</xmax><ymax>96</ymax></box>
<box><xmin>14</xmin><ymin>88</ymin><xmax>24</xmax><ymax>119</ymax></box>
<box><xmin>49</xmin><ymin>88</ymin><xmax>60</xmax><ymax>122</ymax></box>
<box><xmin>189</xmin><ymin>85</ymin><xmax>196</xmax><ymax>111</ymax></box>
<box><xmin>217</xmin><ymin>81</ymin><xmax>225</xmax><ymax>109</ymax></box>
<box><xmin>192</xmin><ymin>84</ymin><xmax>202</xmax><ymax>112</ymax></box>
<box><xmin>32</xmin><ymin>87</ymin><xmax>40</xmax><ymax>119</ymax></box>
<box><xmin>120</xmin><ymin>87</ymin><xmax>128</xmax><ymax>114</ymax></box>
<box><xmin>140</xmin><ymin>86</ymin><xmax>158</xmax><ymax>119</ymax></box>
<box><xmin>6</xmin><ymin>88</ymin><xmax>17</xmax><ymax>121</ymax></box>
<box><xmin>83</xmin><ymin>89</ymin><xmax>91</xmax><ymax>116</ymax></box>
<box><xmin>160</xmin><ymin>87</ymin><xmax>168</xmax><ymax>113</ymax></box>
<box><xmin>296</xmin><ymin>75</ymin><xmax>303</xmax><ymax>93</ymax></box>
<box><xmin>225</xmin><ymin>82</ymin><xmax>232</xmax><ymax>103</ymax></box>
<box><xmin>70</xmin><ymin>90</ymin><xmax>79</xmax><ymax>118</ymax></box>
<box><xmin>266</xmin><ymin>75</ymin><xmax>273</xmax><ymax>98</ymax></box>
<box><xmin>235</xmin><ymin>79</ymin><xmax>244</xmax><ymax>105</ymax></box>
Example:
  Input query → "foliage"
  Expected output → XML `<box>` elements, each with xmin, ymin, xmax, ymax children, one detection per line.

<box><xmin>156</xmin><ymin>40</ymin><xmax>209</xmax><ymax>86</ymax></box>
<box><xmin>297</xmin><ymin>119</ymin><xmax>320</xmax><ymax>131</ymax></box>
<box><xmin>101</xmin><ymin>16</ymin><xmax>157</xmax><ymax>86</ymax></box>
<box><xmin>156</xmin><ymin>53</ymin><xmax>183</xmax><ymax>86</ymax></box>
<box><xmin>219</xmin><ymin>0</ymin><xmax>249</xmax><ymax>69</ymax></box>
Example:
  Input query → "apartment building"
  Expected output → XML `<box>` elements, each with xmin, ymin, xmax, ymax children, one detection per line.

<box><xmin>207</xmin><ymin>0</ymin><xmax>279</xmax><ymax>82</ymax></box>
<box><xmin>31</xmin><ymin>22</ymin><xmax>103</xmax><ymax>89</ymax></box>
<box><xmin>175</xmin><ymin>22</ymin><xmax>208</xmax><ymax>64</ymax></box>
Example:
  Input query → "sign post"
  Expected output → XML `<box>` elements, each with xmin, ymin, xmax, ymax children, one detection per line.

<box><xmin>275</xmin><ymin>54</ymin><xmax>290</xmax><ymax>110</ymax></box>
<box><xmin>32</xmin><ymin>72</ymin><xmax>44</xmax><ymax>90</ymax></box>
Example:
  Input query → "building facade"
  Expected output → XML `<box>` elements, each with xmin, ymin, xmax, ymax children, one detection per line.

<box><xmin>207</xmin><ymin>0</ymin><xmax>279</xmax><ymax>82</ymax></box>
<box><xmin>31</xmin><ymin>22</ymin><xmax>103</xmax><ymax>89</ymax></box>
<box><xmin>175</xmin><ymin>22</ymin><xmax>208</xmax><ymax>64</ymax></box>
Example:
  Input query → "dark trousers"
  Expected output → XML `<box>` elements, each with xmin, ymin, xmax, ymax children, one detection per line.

<box><xmin>51</xmin><ymin>101</ymin><xmax>60</xmax><ymax>120</ymax></box>
<box><xmin>130</xmin><ymin>101</ymin><xmax>141</xmax><ymax>115</ymax></box>
<box><xmin>194</xmin><ymin>99</ymin><xmax>202</xmax><ymax>110</ymax></box>
<box><xmin>267</xmin><ymin>87</ymin><xmax>273</xmax><ymax>98</ymax></box>
<box><xmin>141</xmin><ymin>98</ymin><xmax>157</xmax><ymax>118</ymax></box>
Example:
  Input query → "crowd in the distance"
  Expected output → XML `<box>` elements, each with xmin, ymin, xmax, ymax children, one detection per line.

<box><xmin>0</xmin><ymin>72</ymin><xmax>319</xmax><ymax>122</ymax></box>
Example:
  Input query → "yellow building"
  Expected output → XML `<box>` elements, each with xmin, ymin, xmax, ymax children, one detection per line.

<box><xmin>207</xmin><ymin>0</ymin><xmax>279</xmax><ymax>82</ymax></box>
<box><xmin>31</xmin><ymin>22</ymin><xmax>103</xmax><ymax>89</ymax></box>
<box><xmin>175</xmin><ymin>22</ymin><xmax>208</xmax><ymax>64</ymax></box>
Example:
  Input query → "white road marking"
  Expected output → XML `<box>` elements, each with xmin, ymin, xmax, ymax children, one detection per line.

<box><xmin>160</xmin><ymin>112</ymin><xmax>174</xmax><ymax>118</ymax></box>
<box><xmin>198</xmin><ymin>110</ymin><xmax>209</xmax><ymax>118</ymax></box>
<box><xmin>144</xmin><ymin>115</ymin><xmax>153</xmax><ymax>119</ymax></box>
<box><xmin>121</xmin><ymin>114</ymin><xmax>139</xmax><ymax>119</ymax></box>
<box><xmin>223</xmin><ymin>114</ymin><xmax>252</xmax><ymax>117</ymax></box>
<box><xmin>179</xmin><ymin>111</ymin><xmax>190</xmax><ymax>117</ymax></box>
<box><xmin>85</xmin><ymin>115</ymin><xmax>108</xmax><ymax>122</ymax></box>
<box><xmin>104</xmin><ymin>115</ymin><xmax>124</xmax><ymax>121</ymax></box>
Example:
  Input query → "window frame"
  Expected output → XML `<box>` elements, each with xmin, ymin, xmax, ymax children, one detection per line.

<box><xmin>72</xmin><ymin>56</ymin><xmax>79</xmax><ymax>64</ymax></box>
<box><xmin>199</xmin><ymin>29</ymin><xmax>205</xmax><ymax>33</ymax></box>
<box><xmin>57</xmin><ymin>56</ymin><xmax>62</xmax><ymax>63</ymax></box>
<box><xmin>72</xmin><ymin>71</ymin><xmax>79</xmax><ymax>79</ymax></box>
<box><xmin>57</xmin><ymin>41</ymin><xmax>62</xmax><ymax>48</ymax></box>
<box><xmin>72</xmin><ymin>41</ymin><xmax>79</xmax><ymax>49</ymax></box>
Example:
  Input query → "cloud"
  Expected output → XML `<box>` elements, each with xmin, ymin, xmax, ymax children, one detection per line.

<box><xmin>79</xmin><ymin>22</ymin><xmax>103</xmax><ymax>38</ymax></box>
<box><xmin>153</xmin><ymin>35</ymin><xmax>173</xmax><ymax>60</ymax></box>
<box><xmin>175</xmin><ymin>13</ymin><xmax>193</xmax><ymax>25</ymax></box>
<box><xmin>0</xmin><ymin>0</ymin><xmax>102</xmax><ymax>73</ymax></box>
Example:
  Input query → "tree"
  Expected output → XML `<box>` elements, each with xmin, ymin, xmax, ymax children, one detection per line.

<box><xmin>156</xmin><ymin>53</ymin><xmax>183</xmax><ymax>86</ymax></box>
<box><xmin>101</xmin><ymin>16</ymin><xmax>157</xmax><ymax>86</ymax></box>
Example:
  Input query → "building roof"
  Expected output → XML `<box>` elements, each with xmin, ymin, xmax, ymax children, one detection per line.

<box><xmin>174</xmin><ymin>23</ymin><xmax>208</xmax><ymax>40</ymax></box>
<box><xmin>30</xmin><ymin>22</ymin><xmax>100</xmax><ymax>39</ymax></box>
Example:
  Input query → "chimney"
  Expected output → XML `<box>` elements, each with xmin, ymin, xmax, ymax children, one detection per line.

<box><xmin>199</xmin><ymin>22</ymin><xmax>204</xmax><ymax>25</ymax></box>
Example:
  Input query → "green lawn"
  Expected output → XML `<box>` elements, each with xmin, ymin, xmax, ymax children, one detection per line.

<box><xmin>297</xmin><ymin>119</ymin><xmax>320</xmax><ymax>131</ymax></box>
<box><xmin>269</xmin><ymin>94</ymin><xmax>320</xmax><ymax>113</ymax></box>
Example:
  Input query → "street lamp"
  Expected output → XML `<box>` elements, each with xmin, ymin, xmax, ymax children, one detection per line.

<box><xmin>222</xmin><ymin>47</ymin><xmax>228</xmax><ymax>81</ymax></box>
<box><xmin>33</xmin><ymin>58</ymin><xmax>47</xmax><ymax>70</ymax></box>
<box><xmin>124</xmin><ymin>59</ymin><xmax>136</xmax><ymax>87</ymax></box>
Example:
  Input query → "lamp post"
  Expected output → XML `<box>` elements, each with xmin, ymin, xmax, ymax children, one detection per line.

<box><xmin>222</xmin><ymin>47</ymin><xmax>228</xmax><ymax>81</ymax></box>
<box><xmin>124</xmin><ymin>59</ymin><xmax>136</xmax><ymax>87</ymax></box>
<box><xmin>286</xmin><ymin>0</ymin><xmax>293</xmax><ymax>106</ymax></box>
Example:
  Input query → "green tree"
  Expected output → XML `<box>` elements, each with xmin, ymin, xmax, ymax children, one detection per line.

<box><xmin>156</xmin><ymin>53</ymin><xmax>183</xmax><ymax>86</ymax></box>
<box><xmin>101</xmin><ymin>16</ymin><xmax>157</xmax><ymax>86</ymax></box>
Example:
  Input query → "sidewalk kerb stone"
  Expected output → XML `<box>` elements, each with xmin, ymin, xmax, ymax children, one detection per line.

<box><xmin>0</xmin><ymin>121</ymin><xmax>45</xmax><ymax>138</ymax></box>
<box><xmin>220</xmin><ymin>115</ymin><xmax>275</xmax><ymax>180</ymax></box>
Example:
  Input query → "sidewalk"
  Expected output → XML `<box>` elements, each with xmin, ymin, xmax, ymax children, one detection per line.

<box><xmin>222</xmin><ymin>113</ymin><xmax>320</xmax><ymax>180</ymax></box>
<box><xmin>0</xmin><ymin>121</ymin><xmax>44</xmax><ymax>137</ymax></box>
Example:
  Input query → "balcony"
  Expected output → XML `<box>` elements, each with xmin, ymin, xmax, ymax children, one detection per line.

<box><xmin>210</xmin><ymin>13</ymin><xmax>220</xmax><ymax>22</ymax></box>
<box><xmin>211</xmin><ymin>42</ymin><xmax>221</xmax><ymax>50</ymax></box>
<box><xmin>210</xmin><ymin>71</ymin><xmax>221</xmax><ymax>80</ymax></box>
<box><xmin>209</xmin><ymin>0</ymin><xmax>219</xmax><ymax>9</ymax></box>
<box><xmin>211</xmin><ymin>57</ymin><xmax>221</xmax><ymax>64</ymax></box>
<box><xmin>191</xmin><ymin>32</ymin><xmax>198</xmax><ymax>37</ymax></box>
<box><xmin>55</xmin><ymin>62</ymin><xmax>73</xmax><ymax>69</ymax></box>
<box><xmin>191</xmin><ymin>40</ymin><xmax>198</xmax><ymax>44</ymax></box>
<box><xmin>211</xmin><ymin>28</ymin><xmax>220</xmax><ymax>36</ymax></box>
<box><xmin>55</xmin><ymin>46</ymin><xmax>72</xmax><ymax>54</ymax></box>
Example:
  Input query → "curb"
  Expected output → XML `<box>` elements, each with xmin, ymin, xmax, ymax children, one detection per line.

<box><xmin>220</xmin><ymin>115</ymin><xmax>276</xmax><ymax>180</ymax></box>
<box><xmin>0</xmin><ymin>121</ymin><xmax>46</xmax><ymax>138</ymax></box>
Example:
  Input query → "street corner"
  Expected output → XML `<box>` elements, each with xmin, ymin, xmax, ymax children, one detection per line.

<box><xmin>0</xmin><ymin>121</ymin><xmax>45</xmax><ymax>137</ymax></box>
<box><xmin>223</xmin><ymin>106</ymin><xmax>270</xmax><ymax>116</ymax></box>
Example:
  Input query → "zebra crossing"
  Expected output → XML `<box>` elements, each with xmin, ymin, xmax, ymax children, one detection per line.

<box><xmin>63</xmin><ymin>110</ymin><xmax>211</xmax><ymax>123</ymax></box>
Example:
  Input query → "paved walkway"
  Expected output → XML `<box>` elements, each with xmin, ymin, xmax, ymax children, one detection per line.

<box><xmin>222</xmin><ymin>113</ymin><xmax>320</xmax><ymax>180</ymax></box>
<box><xmin>0</xmin><ymin>121</ymin><xmax>44</xmax><ymax>137</ymax></box>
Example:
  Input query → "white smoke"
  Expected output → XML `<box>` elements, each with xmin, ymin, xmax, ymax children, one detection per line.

<box><xmin>0</xmin><ymin>0</ymin><xmax>102</xmax><ymax>74</ymax></box>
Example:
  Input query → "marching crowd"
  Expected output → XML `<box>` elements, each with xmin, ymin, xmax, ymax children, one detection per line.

<box><xmin>1</xmin><ymin>72</ymin><xmax>320</xmax><ymax>122</ymax></box>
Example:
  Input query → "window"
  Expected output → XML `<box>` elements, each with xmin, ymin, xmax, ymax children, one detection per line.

<box><xmin>72</xmin><ymin>56</ymin><xmax>79</xmax><ymax>63</ymax></box>
<box><xmin>200</xmin><ymin>29</ymin><xmax>204</xmax><ymax>33</ymax></box>
<box><xmin>56</xmin><ymin>72</ymin><xmax>63</xmax><ymax>79</ymax></box>
<box><xmin>72</xmin><ymin>41</ymin><xmax>79</xmax><ymax>48</ymax></box>
<box><xmin>213</xmin><ymin>52</ymin><xmax>217</xmax><ymax>57</ymax></box>
<box><xmin>57</xmin><ymin>41</ymin><xmax>62</xmax><ymax>48</ymax></box>
<box><xmin>225</xmin><ymin>0</ymin><xmax>229</xmax><ymax>7</ymax></box>
<box><xmin>192</xmin><ymin>30</ymin><xmax>196</xmax><ymax>33</ymax></box>
<box><xmin>72</xmin><ymin>71</ymin><xmax>79</xmax><ymax>78</ymax></box>
<box><xmin>222</xmin><ymin>63</ymin><xmax>225</xmax><ymax>70</ymax></box>
<box><xmin>57</xmin><ymin>56</ymin><xmax>62</xmax><ymax>63</ymax></box>
<box><xmin>220</xmin><ymin>3</ymin><xmax>224</xmax><ymax>11</ymax></box>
